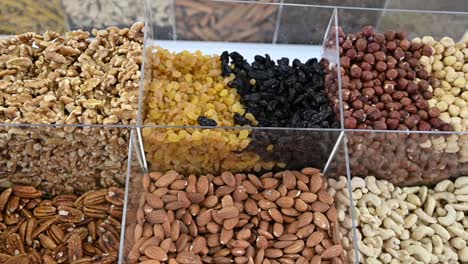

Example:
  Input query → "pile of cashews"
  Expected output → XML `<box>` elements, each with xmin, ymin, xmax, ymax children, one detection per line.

<box><xmin>329</xmin><ymin>176</ymin><xmax>468</xmax><ymax>264</ymax></box>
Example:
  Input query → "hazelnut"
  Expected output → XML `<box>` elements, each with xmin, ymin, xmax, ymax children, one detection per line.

<box><xmin>346</xmin><ymin>49</ymin><xmax>357</xmax><ymax>59</ymax></box>
<box><xmin>362</xmin><ymin>26</ymin><xmax>375</xmax><ymax>37</ymax></box>
<box><xmin>439</xmin><ymin>123</ymin><xmax>453</xmax><ymax>131</ymax></box>
<box><xmin>367</xmin><ymin>43</ymin><xmax>380</xmax><ymax>53</ymax></box>
<box><xmin>375</xmin><ymin>102</ymin><xmax>384</xmax><ymax>110</ymax></box>
<box><xmin>361</xmin><ymin>62</ymin><xmax>372</xmax><ymax>71</ymax></box>
<box><xmin>367</xmin><ymin>107</ymin><xmax>382</xmax><ymax>121</ymax></box>
<box><xmin>344</xmin><ymin>117</ymin><xmax>357</xmax><ymax>128</ymax></box>
<box><xmin>355</xmin><ymin>39</ymin><xmax>368</xmax><ymax>52</ymax></box>
<box><xmin>404</xmin><ymin>105</ymin><xmax>417</xmax><ymax>114</ymax></box>
<box><xmin>350</xmin><ymin>65</ymin><xmax>362</xmax><ymax>78</ymax></box>
<box><xmin>410</xmin><ymin>94</ymin><xmax>422</xmax><ymax>101</ymax></box>
<box><xmin>352</xmin><ymin>109</ymin><xmax>366</xmax><ymax>122</ymax></box>
<box><xmin>397</xmin><ymin>124</ymin><xmax>409</xmax><ymax>130</ymax></box>
<box><xmin>389</xmin><ymin>111</ymin><xmax>401</xmax><ymax>120</ymax></box>
<box><xmin>374</xmin><ymin>51</ymin><xmax>386</xmax><ymax>61</ymax></box>
<box><xmin>374</xmin><ymin>33</ymin><xmax>385</xmax><ymax>43</ymax></box>
<box><xmin>412</xmin><ymin>50</ymin><xmax>421</xmax><ymax>59</ymax></box>
<box><xmin>404</xmin><ymin>115</ymin><xmax>419</xmax><ymax>127</ymax></box>
<box><xmin>418</xmin><ymin>80</ymin><xmax>429</xmax><ymax>90</ymax></box>
<box><xmin>340</xmin><ymin>56</ymin><xmax>351</xmax><ymax>68</ymax></box>
<box><xmin>373</xmin><ymin>120</ymin><xmax>387</xmax><ymax>130</ymax></box>
<box><xmin>342</xmin><ymin>39</ymin><xmax>353</xmax><ymax>49</ymax></box>
<box><xmin>396</xmin><ymin>68</ymin><xmax>406</xmax><ymax>79</ymax></box>
<box><xmin>384</xmin><ymin>31</ymin><xmax>396</xmax><ymax>41</ymax></box>
<box><xmin>397</xmin><ymin>78</ymin><xmax>409</xmax><ymax>89</ymax></box>
<box><xmin>385</xmin><ymin>69</ymin><xmax>398</xmax><ymax>80</ymax></box>
<box><xmin>414</xmin><ymin>100</ymin><xmax>428</xmax><ymax>110</ymax></box>
<box><xmin>374</xmin><ymin>86</ymin><xmax>383</xmax><ymax>96</ymax></box>
<box><xmin>416</xmin><ymin>69</ymin><xmax>428</xmax><ymax>79</ymax></box>
<box><xmin>383</xmin><ymin>82</ymin><xmax>395</xmax><ymax>94</ymax></box>
<box><xmin>422</xmin><ymin>45</ymin><xmax>433</xmax><ymax>56</ymax></box>
<box><xmin>386</xmin><ymin>41</ymin><xmax>397</xmax><ymax>51</ymax></box>
<box><xmin>362</xmin><ymin>88</ymin><xmax>375</xmax><ymax>97</ymax></box>
<box><xmin>392</xmin><ymin>91</ymin><xmax>406</xmax><ymax>100</ymax></box>
<box><xmin>429</xmin><ymin>117</ymin><xmax>443</xmax><ymax>128</ymax></box>
<box><xmin>422</xmin><ymin>91</ymin><xmax>432</xmax><ymax>100</ymax></box>
<box><xmin>406</xmin><ymin>70</ymin><xmax>416</xmax><ymax>80</ymax></box>
<box><xmin>341</xmin><ymin>75</ymin><xmax>350</xmax><ymax>88</ymax></box>
<box><xmin>356</xmin><ymin>124</ymin><xmax>368</xmax><ymax>129</ymax></box>
<box><xmin>386</xmin><ymin>118</ymin><xmax>399</xmax><ymax>129</ymax></box>
<box><xmin>396</xmin><ymin>31</ymin><xmax>408</xmax><ymax>40</ymax></box>
<box><xmin>406</xmin><ymin>83</ymin><xmax>419</xmax><ymax>95</ymax></box>
<box><xmin>398</xmin><ymin>61</ymin><xmax>410</xmax><ymax>71</ymax></box>
<box><xmin>350</xmin><ymin>79</ymin><xmax>363</xmax><ymax>90</ymax></box>
<box><xmin>356</xmin><ymin>51</ymin><xmax>365</xmax><ymax>60</ymax></box>
<box><xmin>399</xmin><ymin>39</ymin><xmax>411</xmax><ymax>51</ymax></box>
<box><xmin>380</xmin><ymin>93</ymin><xmax>393</xmax><ymax>103</ymax></box>
<box><xmin>362</xmin><ymin>71</ymin><xmax>373</xmax><ymax>81</ymax></box>
<box><xmin>352</xmin><ymin>100</ymin><xmax>364</xmax><ymax>109</ymax></box>
<box><xmin>363</xmin><ymin>80</ymin><xmax>374</xmax><ymax>88</ymax></box>
<box><xmin>363</xmin><ymin>53</ymin><xmax>375</xmax><ymax>64</ymax></box>
<box><xmin>342</xmin><ymin>89</ymin><xmax>351</xmax><ymax>101</ymax></box>
<box><xmin>399</xmin><ymin>110</ymin><xmax>410</xmax><ymax>119</ymax></box>
<box><xmin>394</xmin><ymin>48</ymin><xmax>405</xmax><ymax>61</ymax></box>
<box><xmin>385</xmin><ymin>102</ymin><xmax>402</xmax><ymax>111</ymax></box>
<box><xmin>428</xmin><ymin>107</ymin><xmax>440</xmax><ymax>118</ymax></box>
<box><xmin>411</xmin><ymin>42</ymin><xmax>423</xmax><ymax>51</ymax></box>
<box><xmin>404</xmin><ymin>51</ymin><xmax>412</xmax><ymax>60</ymax></box>
<box><xmin>400</xmin><ymin>97</ymin><xmax>412</xmax><ymax>106</ymax></box>
<box><xmin>375</xmin><ymin>61</ymin><xmax>387</xmax><ymax>72</ymax></box>
<box><xmin>418</xmin><ymin>121</ymin><xmax>431</xmax><ymax>131</ymax></box>
<box><xmin>417</xmin><ymin>110</ymin><xmax>428</xmax><ymax>120</ymax></box>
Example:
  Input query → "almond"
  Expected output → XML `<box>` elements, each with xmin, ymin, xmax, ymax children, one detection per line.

<box><xmin>144</xmin><ymin>246</ymin><xmax>167</xmax><ymax>261</ymax></box>
<box><xmin>301</xmin><ymin>167</ymin><xmax>321</xmax><ymax>175</ymax></box>
<box><xmin>176</xmin><ymin>251</ymin><xmax>201</xmax><ymax>264</ymax></box>
<box><xmin>196</xmin><ymin>176</ymin><xmax>209</xmax><ymax>195</ymax></box>
<box><xmin>191</xmin><ymin>237</ymin><xmax>207</xmax><ymax>254</ymax></box>
<box><xmin>221</xmin><ymin>171</ymin><xmax>236</xmax><ymax>187</ymax></box>
<box><xmin>273</xmin><ymin>222</ymin><xmax>284</xmax><ymax>237</ymax></box>
<box><xmin>146</xmin><ymin>209</ymin><xmax>168</xmax><ymax>224</ymax></box>
<box><xmin>294</xmin><ymin>198</ymin><xmax>308</xmax><ymax>212</ymax></box>
<box><xmin>276</xmin><ymin>197</ymin><xmax>294</xmax><ymax>208</ymax></box>
<box><xmin>244</xmin><ymin>198</ymin><xmax>259</xmax><ymax>215</ymax></box>
<box><xmin>284</xmin><ymin>240</ymin><xmax>305</xmax><ymax>254</ymax></box>
<box><xmin>296</xmin><ymin>224</ymin><xmax>315</xmax><ymax>239</ymax></box>
<box><xmin>307</xmin><ymin>231</ymin><xmax>324</xmax><ymax>247</ymax></box>
<box><xmin>268</xmin><ymin>208</ymin><xmax>283</xmax><ymax>223</ymax></box>
<box><xmin>145</xmin><ymin>192</ymin><xmax>164</xmax><ymax>209</ymax></box>
<box><xmin>321</xmin><ymin>244</ymin><xmax>343</xmax><ymax>259</ymax></box>
<box><xmin>311</xmin><ymin>201</ymin><xmax>330</xmax><ymax>213</ymax></box>
<box><xmin>155</xmin><ymin>172</ymin><xmax>178</xmax><ymax>187</ymax></box>
<box><xmin>326</xmin><ymin>206</ymin><xmax>338</xmax><ymax>222</ymax></box>
<box><xmin>297</xmin><ymin>212</ymin><xmax>314</xmax><ymax>227</ymax></box>
<box><xmin>261</xmin><ymin>178</ymin><xmax>278</xmax><ymax>189</ymax></box>
<box><xmin>217</xmin><ymin>206</ymin><xmax>239</xmax><ymax>219</ymax></box>
<box><xmin>265</xmin><ymin>248</ymin><xmax>283</xmax><ymax>258</ymax></box>
<box><xmin>310</xmin><ymin>255</ymin><xmax>322</xmax><ymax>264</ymax></box>
<box><xmin>283</xmin><ymin>171</ymin><xmax>296</xmax><ymax>189</ymax></box>
<box><xmin>220</xmin><ymin>228</ymin><xmax>233</xmax><ymax>245</ymax></box>
<box><xmin>318</xmin><ymin>190</ymin><xmax>334</xmax><ymax>205</ymax></box>
<box><xmin>310</xmin><ymin>174</ymin><xmax>324</xmax><ymax>193</ymax></box>
<box><xmin>314</xmin><ymin>212</ymin><xmax>330</xmax><ymax>230</ymax></box>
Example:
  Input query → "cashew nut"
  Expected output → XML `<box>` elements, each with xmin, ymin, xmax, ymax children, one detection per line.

<box><xmin>414</xmin><ymin>208</ymin><xmax>437</xmax><ymax>224</ymax></box>
<box><xmin>432</xmin><ymin>192</ymin><xmax>456</xmax><ymax>203</ymax></box>
<box><xmin>452</xmin><ymin>203</ymin><xmax>468</xmax><ymax>211</ymax></box>
<box><xmin>358</xmin><ymin>240</ymin><xmax>377</xmax><ymax>258</ymax></box>
<box><xmin>412</xmin><ymin>225</ymin><xmax>435</xmax><ymax>240</ymax></box>
<box><xmin>406</xmin><ymin>193</ymin><xmax>422</xmax><ymax>206</ymax></box>
<box><xmin>459</xmin><ymin>247</ymin><xmax>468</xmax><ymax>263</ymax></box>
<box><xmin>432</xmin><ymin>235</ymin><xmax>444</xmax><ymax>255</ymax></box>
<box><xmin>405</xmin><ymin>245</ymin><xmax>432</xmax><ymax>263</ymax></box>
<box><xmin>438</xmin><ymin>204</ymin><xmax>457</xmax><ymax>226</ymax></box>
<box><xmin>454</xmin><ymin>177</ymin><xmax>468</xmax><ymax>188</ymax></box>
<box><xmin>450</xmin><ymin>237</ymin><xmax>466</xmax><ymax>249</ymax></box>
<box><xmin>435</xmin><ymin>179</ymin><xmax>453</xmax><ymax>192</ymax></box>
<box><xmin>455</xmin><ymin>185</ymin><xmax>468</xmax><ymax>195</ymax></box>
<box><xmin>366</xmin><ymin>176</ymin><xmax>381</xmax><ymax>195</ymax></box>
<box><xmin>447</xmin><ymin>226</ymin><xmax>468</xmax><ymax>240</ymax></box>
<box><xmin>418</xmin><ymin>186</ymin><xmax>428</xmax><ymax>204</ymax></box>
<box><xmin>423</xmin><ymin>196</ymin><xmax>437</xmax><ymax>216</ymax></box>
<box><xmin>430</xmin><ymin>223</ymin><xmax>452</xmax><ymax>240</ymax></box>
<box><xmin>455</xmin><ymin>194</ymin><xmax>468</xmax><ymax>202</ymax></box>
<box><xmin>358</xmin><ymin>193</ymin><xmax>382</xmax><ymax>208</ymax></box>
<box><xmin>404</xmin><ymin>214</ymin><xmax>418</xmax><ymax>229</ymax></box>
<box><xmin>378</xmin><ymin>228</ymin><xmax>396</xmax><ymax>240</ymax></box>
<box><xmin>388</xmin><ymin>210</ymin><xmax>404</xmax><ymax>224</ymax></box>
<box><xmin>350</xmin><ymin>177</ymin><xmax>366</xmax><ymax>191</ymax></box>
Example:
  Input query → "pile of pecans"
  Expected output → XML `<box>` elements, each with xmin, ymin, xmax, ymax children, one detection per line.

<box><xmin>338</xmin><ymin>26</ymin><xmax>451</xmax><ymax>131</ymax></box>
<box><xmin>125</xmin><ymin>168</ymin><xmax>348</xmax><ymax>264</ymax></box>
<box><xmin>0</xmin><ymin>185</ymin><xmax>124</xmax><ymax>264</ymax></box>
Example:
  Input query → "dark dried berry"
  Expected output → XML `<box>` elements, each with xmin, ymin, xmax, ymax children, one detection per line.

<box><xmin>197</xmin><ymin>116</ymin><xmax>217</xmax><ymax>126</ymax></box>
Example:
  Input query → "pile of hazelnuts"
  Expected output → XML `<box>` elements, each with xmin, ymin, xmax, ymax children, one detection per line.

<box><xmin>339</xmin><ymin>26</ymin><xmax>453</xmax><ymax>131</ymax></box>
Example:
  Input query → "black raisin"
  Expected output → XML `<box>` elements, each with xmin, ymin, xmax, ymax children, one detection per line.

<box><xmin>197</xmin><ymin>116</ymin><xmax>217</xmax><ymax>126</ymax></box>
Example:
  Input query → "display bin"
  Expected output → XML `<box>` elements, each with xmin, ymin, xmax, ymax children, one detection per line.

<box><xmin>1</xmin><ymin>0</ymin><xmax>468</xmax><ymax>263</ymax></box>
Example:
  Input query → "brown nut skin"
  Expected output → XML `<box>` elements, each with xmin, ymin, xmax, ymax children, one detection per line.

<box><xmin>396</xmin><ymin>31</ymin><xmax>408</xmax><ymax>39</ymax></box>
<box><xmin>363</xmin><ymin>80</ymin><xmax>374</xmax><ymax>88</ymax></box>
<box><xmin>404</xmin><ymin>105</ymin><xmax>417</xmax><ymax>114</ymax></box>
<box><xmin>412</xmin><ymin>50</ymin><xmax>422</xmax><ymax>59</ymax></box>
<box><xmin>416</xmin><ymin>69</ymin><xmax>429</xmax><ymax>79</ymax></box>
<box><xmin>406</xmin><ymin>71</ymin><xmax>416</xmax><ymax>80</ymax></box>
<box><xmin>363</xmin><ymin>53</ymin><xmax>375</xmax><ymax>64</ymax></box>
<box><xmin>367</xmin><ymin>43</ymin><xmax>380</xmax><ymax>53</ymax></box>
<box><xmin>385</xmin><ymin>69</ymin><xmax>398</xmax><ymax>80</ymax></box>
<box><xmin>346</xmin><ymin>49</ymin><xmax>357</xmax><ymax>59</ymax></box>
<box><xmin>386</xmin><ymin>118</ymin><xmax>400</xmax><ymax>129</ymax></box>
<box><xmin>418</xmin><ymin>80</ymin><xmax>429</xmax><ymax>90</ymax></box>
<box><xmin>342</xmin><ymin>39</ymin><xmax>353</xmax><ymax>49</ymax></box>
<box><xmin>355</xmin><ymin>39</ymin><xmax>368</xmax><ymax>52</ymax></box>
<box><xmin>422</xmin><ymin>45</ymin><xmax>433</xmax><ymax>56</ymax></box>
<box><xmin>384</xmin><ymin>31</ymin><xmax>396</xmax><ymax>41</ymax></box>
<box><xmin>352</xmin><ymin>100</ymin><xmax>364</xmax><ymax>109</ymax></box>
<box><xmin>362</xmin><ymin>88</ymin><xmax>375</xmax><ymax>97</ymax></box>
<box><xmin>410</xmin><ymin>42</ymin><xmax>423</xmax><ymax>51</ymax></box>
<box><xmin>398</xmin><ymin>124</ymin><xmax>409</xmax><ymax>130</ymax></box>
<box><xmin>418</xmin><ymin>121</ymin><xmax>431</xmax><ymax>131</ymax></box>
<box><xmin>373</xmin><ymin>120</ymin><xmax>387</xmax><ymax>130</ymax></box>
<box><xmin>397</xmin><ymin>78</ymin><xmax>409</xmax><ymax>89</ymax></box>
<box><xmin>385</xmin><ymin>102</ymin><xmax>402</xmax><ymax>111</ymax></box>
<box><xmin>414</xmin><ymin>100</ymin><xmax>428</xmax><ymax>110</ymax></box>
<box><xmin>406</xmin><ymin>83</ymin><xmax>419</xmax><ymax>95</ymax></box>
<box><xmin>361</xmin><ymin>62</ymin><xmax>372</xmax><ymax>71</ymax></box>
<box><xmin>362</xmin><ymin>26</ymin><xmax>375</xmax><ymax>37</ymax></box>
<box><xmin>388</xmin><ymin>111</ymin><xmax>401</xmax><ymax>120</ymax></box>
<box><xmin>440</xmin><ymin>123</ymin><xmax>453</xmax><ymax>131</ymax></box>
<box><xmin>417</xmin><ymin>110</ymin><xmax>429</xmax><ymax>120</ymax></box>
<box><xmin>340</xmin><ymin>56</ymin><xmax>351</xmax><ymax>68</ymax></box>
<box><xmin>344</xmin><ymin>117</ymin><xmax>357</xmax><ymax>128</ymax></box>
<box><xmin>396</xmin><ymin>68</ymin><xmax>406</xmax><ymax>79</ymax></box>
<box><xmin>352</xmin><ymin>109</ymin><xmax>367</xmax><ymax>122</ymax></box>
<box><xmin>383</xmin><ymin>82</ymin><xmax>396</xmax><ymax>94</ymax></box>
<box><xmin>428</xmin><ymin>107</ymin><xmax>440</xmax><ymax>118</ymax></box>
<box><xmin>422</xmin><ymin>91</ymin><xmax>432</xmax><ymax>100</ymax></box>
<box><xmin>361</xmin><ymin>71</ymin><xmax>373</xmax><ymax>81</ymax></box>
<box><xmin>399</xmin><ymin>39</ymin><xmax>411</xmax><ymax>51</ymax></box>
<box><xmin>392</xmin><ymin>91</ymin><xmax>406</xmax><ymax>100</ymax></box>
<box><xmin>386</xmin><ymin>41</ymin><xmax>397</xmax><ymax>51</ymax></box>
<box><xmin>404</xmin><ymin>115</ymin><xmax>419</xmax><ymax>127</ymax></box>
<box><xmin>374</xmin><ymin>33</ymin><xmax>385</xmax><ymax>43</ymax></box>
<box><xmin>374</xmin><ymin>86</ymin><xmax>384</xmax><ymax>96</ymax></box>
<box><xmin>400</xmin><ymin>97</ymin><xmax>412</xmax><ymax>106</ymax></box>
<box><xmin>394</xmin><ymin>48</ymin><xmax>405</xmax><ymax>61</ymax></box>
<box><xmin>380</xmin><ymin>93</ymin><xmax>393</xmax><ymax>103</ymax></box>
<box><xmin>374</xmin><ymin>51</ymin><xmax>386</xmax><ymax>61</ymax></box>
<box><xmin>375</xmin><ymin>61</ymin><xmax>387</xmax><ymax>72</ymax></box>
<box><xmin>366</xmin><ymin>107</ymin><xmax>382</xmax><ymax>121</ymax></box>
<box><xmin>350</xmin><ymin>66</ymin><xmax>362</xmax><ymax>78</ymax></box>
<box><xmin>408</xmin><ymin>58</ymin><xmax>419</xmax><ymax>68</ymax></box>
<box><xmin>429</xmin><ymin>117</ymin><xmax>443</xmax><ymax>128</ymax></box>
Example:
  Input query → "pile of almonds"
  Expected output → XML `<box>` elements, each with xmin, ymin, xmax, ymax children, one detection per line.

<box><xmin>0</xmin><ymin>185</ymin><xmax>124</xmax><ymax>264</ymax></box>
<box><xmin>125</xmin><ymin>168</ymin><xmax>347</xmax><ymax>264</ymax></box>
<box><xmin>338</xmin><ymin>26</ymin><xmax>451</xmax><ymax>131</ymax></box>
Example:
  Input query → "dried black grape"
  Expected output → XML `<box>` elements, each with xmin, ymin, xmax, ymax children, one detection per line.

<box><xmin>197</xmin><ymin>116</ymin><xmax>217</xmax><ymax>126</ymax></box>
<box><xmin>222</xmin><ymin>51</ymin><xmax>337</xmax><ymax>129</ymax></box>
<box><xmin>233</xmin><ymin>113</ymin><xmax>252</xmax><ymax>126</ymax></box>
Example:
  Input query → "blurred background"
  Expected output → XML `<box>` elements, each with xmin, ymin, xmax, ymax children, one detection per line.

<box><xmin>0</xmin><ymin>0</ymin><xmax>467</xmax><ymax>41</ymax></box>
